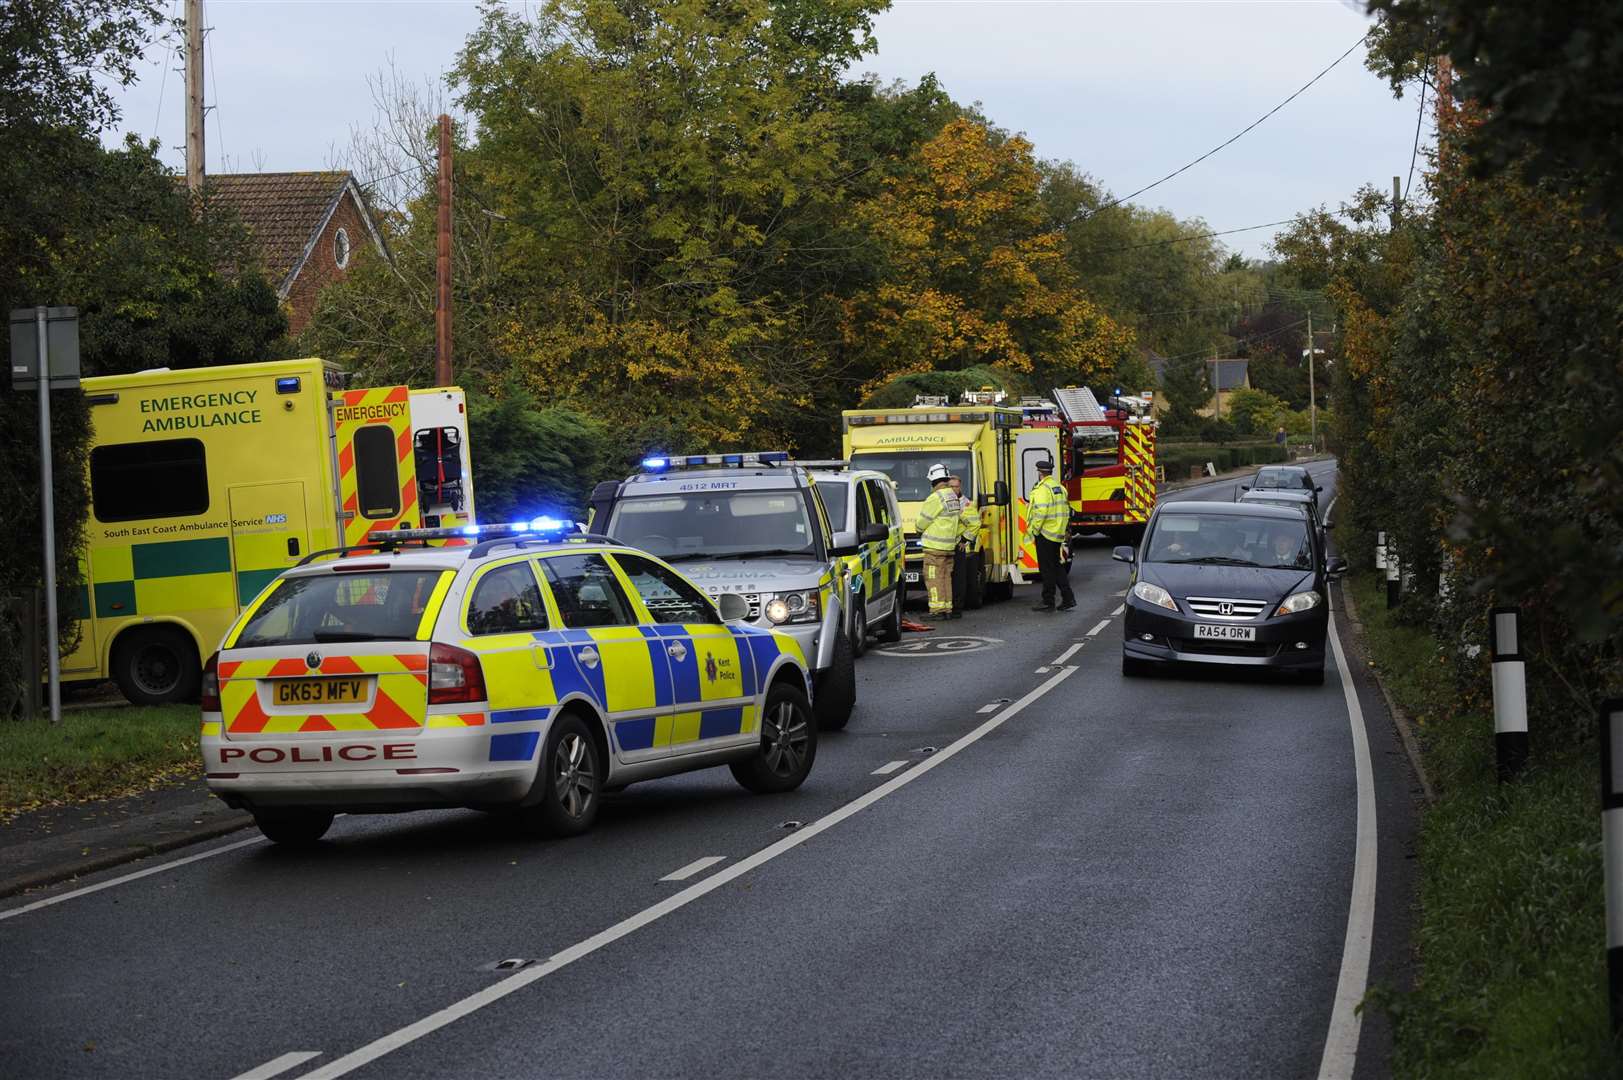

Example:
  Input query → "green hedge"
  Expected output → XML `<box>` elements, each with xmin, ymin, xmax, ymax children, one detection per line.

<box><xmin>1157</xmin><ymin>443</ymin><xmax>1288</xmax><ymax>480</ymax></box>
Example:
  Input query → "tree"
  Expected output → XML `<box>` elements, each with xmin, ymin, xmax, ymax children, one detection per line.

<box><xmin>1159</xmin><ymin>353</ymin><xmax>1209</xmax><ymax>433</ymax></box>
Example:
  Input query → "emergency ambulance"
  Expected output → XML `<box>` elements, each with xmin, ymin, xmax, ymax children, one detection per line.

<box><xmin>840</xmin><ymin>393</ymin><xmax>1060</xmax><ymax>607</ymax></box>
<box><xmin>200</xmin><ymin>524</ymin><xmax>816</xmax><ymax>844</ymax></box>
<box><xmin>65</xmin><ymin>358</ymin><xmax>476</xmax><ymax>706</ymax></box>
<box><xmin>1050</xmin><ymin>385</ymin><xmax>1158</xmax><ymax>544</ymax></box>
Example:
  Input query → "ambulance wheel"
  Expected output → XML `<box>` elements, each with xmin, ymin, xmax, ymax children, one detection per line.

<box><xmin>812</xmin><ymin>629</ymin><xmax>856</xmax><ymax>731</ymax></box>
<box><xmin>518</xmin><ymin>713</ymin><xmax>602</xmax><ymax>838</ymax></box>
<box><xmin>876</xmin><ymin>592</ymin><xmax>903</xmax><ymax>644</ymax></box>
<box><xmin>849</xmin><ymin>598</ymin><xmax>868</xmax><ymax>658</ymax></box>
<box><xmin>986</xmin><ymin>578</ymin><xmax>1014</xmax><ymax>603</ymax></box>
<box><xmin>731</xmin><ymin>682</ymin><xmax>816</xmax><ymax>794</ymax></box>
<box><xmin>253</xmin><ymin>809</ymin><xmax>334</xmax><ymax>846</ymax></box>
<box><xmin>964</xmin><ymin>554</ymin><xmax>986</xmax><ymax>610</ymax></box>
<box><xmin>111</xmin><ymin>627</ymin><xmax>200</xmax><ymax>705</ymax></box>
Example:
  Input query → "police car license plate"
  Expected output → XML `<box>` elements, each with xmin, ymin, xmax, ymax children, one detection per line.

<box><xmin>904</xmin><ymin>571</ymin><xmax>920</xmax><ymax>584</ymax></box>
<box><xmin>1193</xmin><ymin>624</ymin><xmax>1256</xmax><ymax>642</ymax></box>
<box><xmin>274</xmin><ymin>678</ymin><xmax>367</xmax><ymax>705</ymax></box>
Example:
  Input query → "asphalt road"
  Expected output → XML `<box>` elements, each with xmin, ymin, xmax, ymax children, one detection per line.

<box><xmin>0</xmin><ymin>460</ymin><xmax>1418</xmax><ymax>1080</ymax></box>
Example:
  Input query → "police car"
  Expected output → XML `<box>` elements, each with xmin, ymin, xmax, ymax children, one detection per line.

<box><xmin>807</xmin><ymin>463</ymin><xmax>905</xmax><ymax>657</ymax></box>
<box><xmin>589</xmin><ymin>453</ymin><xmax>858</xmax><ymax>730</ymax></box>
<box><xmin>200</xmin><ymin>523</ymin><xmax>817</xmax><ymax>845</ymax></box>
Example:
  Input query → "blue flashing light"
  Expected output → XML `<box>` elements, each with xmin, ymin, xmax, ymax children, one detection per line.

<box><xmin>685</xmin><ymin>455</ymin><xmax>708</xmax><ymax>466</ymax></box>
<box><xmin>529</xmin><ymin>515</ymin><xmax>567</xmax><ymax>532</ymax></box>
<box><xmin>758</xmin><ymin>451</ymin><xmax>789</xmax><ymax>464</ymax></box>
<box><xmin>460</xmin><ymin>525</ymin><xmax>483</xmax><ymax>537</ymax></box>
<box><xmin>275</xmin><ymin>376</ymin><xmax>302</xmax><ymax>394</ymax></box>
<box><xmin>641</xmin><ymin>456</ymin><xmax>669</xmax><ymax>470</ymax></box>
<box><xmin>722</xmin><ymin>453</ymin><xmax>743</xmax><ymax>466</ymax></box>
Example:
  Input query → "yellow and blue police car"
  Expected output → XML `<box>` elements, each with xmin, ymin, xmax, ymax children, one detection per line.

<box><xmin>199</xmin><ymin>522</ymin><xmax>816</xmax><ymax>845</ymax></box>
<box><xmin>807</xmin><ymin>464</ymin><xmax>905</xmax><ymax>657</ymax></box>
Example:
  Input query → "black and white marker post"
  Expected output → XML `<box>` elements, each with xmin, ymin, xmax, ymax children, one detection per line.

<box><xmin>1385</xmin><ymin>536</ymin><xmax>1401</xmax><ymax>610</ymax></box>
<box><xmin>1601</xmin><ymin>698</ymin><xmax>1623</xmax><ymax>1035</ymax></box>
<box><xmin>1488</xmin><ymin>606</ymin><xmax>1528</xmax><ymax>781</ymax></box>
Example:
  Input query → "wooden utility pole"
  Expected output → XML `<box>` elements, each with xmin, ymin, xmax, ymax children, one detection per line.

<box><xmin>1306</xmin><ymin>309</ymin><xmax>1317</xmax><ymax>448</ymax></box>
<box><xmin>1392</xmin><ymin>175</ymin><xmax>1402</xmax><ymax>229</ymax></box>
<box><xmin>184</xmin><ymin>0</ymin><xmax>205</xmax><ymax>196</ymax></box>
<box><xmin>435</xmin><ymin>114</ymin><xmax>453</xmax><ymax>386</ymax></box>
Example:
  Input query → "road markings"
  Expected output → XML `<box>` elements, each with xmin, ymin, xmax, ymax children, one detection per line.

<box><xmin>0</xmin><ymin>835</ymin><xmax>263</xmax><ymax>924</ymax></box>
<box><xmin>659</xmin><ymin>856</ymin><xmax>727</xmax><ymax>882</ymax></box>
<box><xmin>232</xmin><ymin>1051</ymin><xmax>323</xmax><ymax>1080</ymax></box>
<box><xmin>1315</xmin><ymin>610</ymin><xmax>1378</xmax><ymax>1080</ymax></box>
<box><xmin>1085</xmin><ymin>619</ymin><xmax>1110</xmax><ymax>637</ymax></box>
<box><xmin>1113</xmin><ymin>589</ymin><xmax>1127</xmax><ymax>597</ymax></box>
<box><xmin>1034</xmin><ymin>666</ymin><xmax>1051</xmax><ymax>674</ymax></box>
<box><xmin>1111</xmin><ymin>604</ymin><xmax>1124</xmax><ymax>616</ymax></box>
<box><xmin>1322</xmin><ymin>493</ymin><xmax>1340</xmax><ymax>526</ymax></box>
<box><xmin>1051</xmin><ymin>643</ymin><xmax>1083</xmax><ymax>666</ymax></box>
<box><xmin>871</xmin><ymin>760</ymin><xmax>908</xmax><ymax>776</ymax></box>
<box><xmin>298</xmin><ymin>665</ymin><xmax>1081</xmax><ymax>1080</ymax></box>
<box><xmin>976</xmin><ymin>702</ymin><xmax>1000</xmax><ymax>714</ymax></box>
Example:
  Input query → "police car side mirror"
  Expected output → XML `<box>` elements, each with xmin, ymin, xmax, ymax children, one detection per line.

<box><xmin>717</xmin><ymin>592</ymin><xmax>751</xmax><ymax>621</ymax></box>
<box><xmin>858</xmin><ymin>523</ymin><xmax>888</xmax><ymax>544</ymax></box>
<box><xmin>1315</xmin><ymin>485</ymin><xmax>1324</xmax><ymax>493</ymax></box>
<box><xmin>1111</xmin><ymin>546</ymin><xmax>1136</xmax><ymax>564</ymax></box>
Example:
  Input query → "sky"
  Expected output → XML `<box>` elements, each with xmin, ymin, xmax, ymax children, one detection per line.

<box><xmin>103</xmin><ymin>0</ymin><xmax>1430</xmax><ymax>259</ymax></box>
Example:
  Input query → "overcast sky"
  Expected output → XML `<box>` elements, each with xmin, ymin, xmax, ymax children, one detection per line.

<box><xmin>104</xmin><ymin>0</ymin><xmax>1428</xmax><ymax>259</ymax></box>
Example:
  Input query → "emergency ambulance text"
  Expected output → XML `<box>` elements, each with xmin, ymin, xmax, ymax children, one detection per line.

<box><xmin>139</xmin><ymin>389</ymin><xmax>261</xmax><ymax>433</ymax></box>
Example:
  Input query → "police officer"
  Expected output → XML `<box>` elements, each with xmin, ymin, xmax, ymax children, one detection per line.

<box><xmin>913</xmin><ymin>463</ymin><xmax>961</xmax><ymax>621</ymax></box>
<box><xmin>1025</xmin><ymin>458</ymin><xmax>1076</xmax><ymax>612</ymax></box>
<box><xmin>948</xmin><ymin>474</ymin><xmax>979</xmax><ymax>614</ymax></box>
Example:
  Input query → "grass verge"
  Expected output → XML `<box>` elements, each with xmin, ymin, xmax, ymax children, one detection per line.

<box><xmin>0</xmin><ymin>705</ymin><xmax>200</xmax><ymax>818</ymax></box>
<box><xmin>1349</xmin><ymin>571</ymin><xmax>1620</xmax><ymax>1079</ymax></box>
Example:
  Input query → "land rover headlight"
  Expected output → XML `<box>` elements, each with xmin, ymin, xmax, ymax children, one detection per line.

<box><xmin>1275</xmin><ymin>590</ymin><xmax>1322</xmax><ymax>616</ymax></box>
<box><xmin>1131</xmin><ymin>581</ymin><xmax>1178</xmax><ymax>611</ymax></box>
<box><xmin>765</xmin><ymin>589</ymin><xmax>820</xmax><ymax>625</ymax></box>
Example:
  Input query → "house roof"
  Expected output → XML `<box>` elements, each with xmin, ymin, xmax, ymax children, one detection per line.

<box><xmin>1206</xmin><ymin>358</ymin><xmax>1250</xmax><ymax>391</ymax></box>
<box><xmin>201</xmin><ymin>171</ymin><xmax>385</xmax><ymax>295</ymax></box>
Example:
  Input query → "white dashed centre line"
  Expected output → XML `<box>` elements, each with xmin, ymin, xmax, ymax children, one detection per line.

<box><xmin>232</xmin><ymin>1051</ymin><xmax>323</xmax><ymax>1080</ymax></box>
<box><xmin>659</xmin><ymin>856</ymin><xmax>727</xmax><ymax>882</ymax></box>
<box><xmin>871</xmin><ymin>760</ymin><xmax>908</xmax><ymax>776</ymax></box>
<box><xmin>1051</xmin><ymin>643</ymin><xmax>1083</xmax><ymax>666</ymax></box>
<box><xmin>1111</xmin><ymin>604</ymin><xmax>1125</xmax><ymax>616</ymax></box>
<box><xmin>1085</xmin><ymin>619</ymin><xmax>1111</xmax><ymax>637</ymax></box>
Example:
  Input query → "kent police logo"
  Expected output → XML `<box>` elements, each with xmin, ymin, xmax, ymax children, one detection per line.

<box><xmin>705</xmin><ymin>655</ymin><xmax>719</xmax><ymax>683</ymax></box>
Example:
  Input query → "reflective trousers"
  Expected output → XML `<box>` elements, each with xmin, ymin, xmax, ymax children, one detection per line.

<box><xmin>923</xmin><ymin>551</ymin><xmax>955</xmax><ymax>614</ymax></box>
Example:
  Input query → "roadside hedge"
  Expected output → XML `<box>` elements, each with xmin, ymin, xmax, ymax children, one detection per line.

<box><xmin>1157</xmin><ymin>442</ymin><xmax>1288</xmax><ymax>481</ymax></box>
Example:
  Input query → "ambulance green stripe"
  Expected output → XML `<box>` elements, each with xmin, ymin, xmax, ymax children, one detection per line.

<box><xmin>236</xmin><ymin>568</ymin><xmax>281</xmax><ymax>607</ymax></box>
<box><xmin>94</xmin><ymin>580</ymin><xmax>136</xmax><ymax>618</ymax></box>
<box><xmin>132</xmin><ymin>536</ymin><xmax>231</xmax><ymax>579</ymax></box>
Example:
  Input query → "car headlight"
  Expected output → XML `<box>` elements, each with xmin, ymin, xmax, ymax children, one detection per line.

<box><xmin>765</xmin><ymin>589</ymin><xmax>820</xmax><ymax>625</ymax></box>
<box><xmin>1131</xmin><ymin>581</ymin><xmax>1178</xmax><ymax>611</ymax></box>
<box><xmin>1275</xmin><ymin>590</ymin><xmax>1322</xmax><ymax>616</ymax></box>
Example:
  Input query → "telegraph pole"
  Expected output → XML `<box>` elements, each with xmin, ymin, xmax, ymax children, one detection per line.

<box><xmin>1306</xmin><ymin>309</ymin><xmax>1317</xmax><ymax>448</ymax></box>
<box><xmin>435</xmin><ymin>114</ymin><xmax>453</xmax><ymax>386</ymax></box>
<box><xmin>184</xmin><ymin>0</ymin><xmax>205</xmax><ymax>196</ymax></box>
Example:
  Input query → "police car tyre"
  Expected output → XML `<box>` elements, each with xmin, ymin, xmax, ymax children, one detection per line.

<box><xmin>112</xmin><ymin>626</ymin><xmax>201</xmax><ymax>705</ymax></box>
<box><xmin>253</xmin><ymin>809</ymin><xmax>334</xmax><ymax>846</ymax></box>
<box><xmin>850</xmin><ymin>597</ymin><xmax>868</xmax><ymax>659</ymax></box>
<box><xmin>812</xmin><ymin>627</ymin><xmax>856</xmax><ymax>731</ymax></box>
<box><xmin>730</xmin><ymin>682</ymin><xmax>816</xmax><ymax>794</ymax></box>
<box><xmin>519</xmin><ymin>713</ymin><xmax>603</xmax><ymax>838</ymax></box>
<box><xmin>1122</xmin><ymin>655</ymin><xmax>1153</xmax><ymax>678</ymax></box>
<box><xmin>877</xmin><ymin>592</ymin><xmax>903</xmax><ymax>643</ymax></box>
<box><xmin>965</xmin><ymin>553</ymin><xmax>985</xmax><ymax>610</ymax></box>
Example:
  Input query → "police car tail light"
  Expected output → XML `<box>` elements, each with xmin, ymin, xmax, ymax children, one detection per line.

<box><xmin>428</xmin><ymin>642</ymin><xmax>487</xmax><ymax>705</ymax></box>
<box><xmin>200</xmin><ymin>652</ymin><xmax>221</xmax><ymax>712</ymax></box>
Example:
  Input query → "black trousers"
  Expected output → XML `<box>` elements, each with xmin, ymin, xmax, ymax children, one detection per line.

<box><xmin>1034</xmin><ymin>536</ymin><xmax>1074</xmax><ymax>608</ymax></box>
<box><xmin>951</xmin><ymin>548</ymin><xmax>967</xmax><ymax>612</ymax></box>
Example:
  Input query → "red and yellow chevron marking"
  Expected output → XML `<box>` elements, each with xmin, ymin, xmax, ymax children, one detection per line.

<box><xmin>1015</xmin><ymin>503</ymin><xmax>1040</xmax><ymax>570</ymax></box>
<box><xmin>1121</xmin><ymin>424</ymin><xmax>1158</xmax><ymax>524</ymax></box>
<box><xmin>335</xmin><ymin>386</ymin><xmax>418</xmax><ymax>550</ymax></box>
<box><xmin>220</xmin><ymin>652</ymin><xmax>428</xmax><ymax>734</ymax></box>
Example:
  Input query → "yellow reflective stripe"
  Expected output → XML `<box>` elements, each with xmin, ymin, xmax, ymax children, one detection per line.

<box><xmin>224</xmin><ymin>578</ymin><xmax>284</xmax><ymax>649</ymax></box>
<box><xmin>415</xmin><ymin>571</ymin><xmax>454</xmax><ymax>640</ymax></box>
<box><xmin>201</xmin><ymin>720</ymin><xmax>221</xmax><ymax>736</ymax></box>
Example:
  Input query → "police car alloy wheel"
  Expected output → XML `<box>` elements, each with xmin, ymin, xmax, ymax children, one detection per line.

<box><xmin>520</xmin><ymin>713</ymin><xmax>603</xmax><ymax>838</ymax></box>
<box><xmin>730</xmin><ymin>683</ymin><xmax>817</xmax><ymax>794</ymax></box>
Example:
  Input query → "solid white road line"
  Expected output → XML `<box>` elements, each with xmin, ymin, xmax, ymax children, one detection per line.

<box><xmin>1110</xmin><ymin>604</ymin><xmax>1125</xmax><ymax>616</ymax></box>
<box><xmin>871</xmin><ymin>760</ymin><xmax>908</xmax><ymax>776</ymax></box>
<box><xmin>1322</xmin><ymin>494</ymin><xmax>1340</xmax><ymax>527</ymax></box>
<box><xmin>659</xmin><ymin>856</ymin><xmax>727</xmax><ymax>883</ymax></box>
<box><xmin>1051</xmin><ymin>643</ymin><xmax>1083</xmax><ymax>666</ymax></box>
<box><xmin>976</xmin><ymin>702</ymin><xmax>1000</xmax><ymax>714</ymax></box>
<box><xmin>232</xmin><ymin>1051</ymin><xmax>323</xmax><ymax>1080</ymax></box>
<box><xmin>298</xmin><ymin>665</ymin><xmax>1080</xmax><ymax>1080</ymax></box>
<box><xmin>0</xmin><ymin>835</ymin><xmax>264</xmax><ymax>924</ymax></box>
<box><xmin>1315</xmin><ymin>610</ymin><xmax>1378</xmax><ymax>1080</ymax></box>
<box><xmin>1085</xmin><ymin>619</ymin><xmax>1110</xmax><ymax>637</ymax></box>
<box><xmin>1114</xmin><ymin>590</ymin><xmax>1127</xmax><ymax>597</ymax></box>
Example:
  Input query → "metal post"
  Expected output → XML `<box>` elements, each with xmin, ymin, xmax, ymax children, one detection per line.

<box><xmin>34</xmin><ymin>307</ymin><xmax>60</xmax><ymax>724</ymax></box>
<box><xmin>1489</xmin><ymin>606</ymin><xmax>1528</xmax><ymax>781</ymax></box>
<box><xmin>1375</xmin><ymin>530</ymin><xmax>1387</xmax><ymax>571</ymax></box>
<box><xmin>435</xmin><ymin>114</ymin><xmax>453</xmax><ymax>387</ymax></box>
<box><xmin>1600</xmin><ymin>698</ymin><xmax>1623</xmax><ymax>1035</ymax></box>
<box><xmin>1386</xmin><ymin>537</ymin><xmax>1401</xmax><ymax>609</ymax></box>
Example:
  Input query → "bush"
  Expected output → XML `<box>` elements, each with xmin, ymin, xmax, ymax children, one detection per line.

<box><xmin>1156</xmin><ymin>442</ymin><xmax>1287</xmax><ymax>480</ymax></box>
<box><xmin>466</xmin><ymin>381</ymin><xmax>614</xmax><ymax>524</ymax></box>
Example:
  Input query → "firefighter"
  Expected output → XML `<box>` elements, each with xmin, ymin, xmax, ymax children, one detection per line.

<box><xmin>1025</xmin><ymin>458</ymin><xmax>1076</xmax><ymax>612</ymax></box>
<box><xmin>948</xmin><ymin>474</ymin><xmax>979</xmax><ymax>615</ymax></box>
<box><xmin>913</xmin><ymin>463</ymin><xmax>962</xmax><ymax>621</ymax></box>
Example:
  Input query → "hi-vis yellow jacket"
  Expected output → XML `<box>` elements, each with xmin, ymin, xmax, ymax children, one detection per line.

<box><xmin>914</xmin><ymin>485</ymin><xmax>964</xmax><ymax>553</ymax></box>
<box><xmin>1025</xmin><ymin>476</ymin><xmax>1070</xmax><ymax>543</ymax></box>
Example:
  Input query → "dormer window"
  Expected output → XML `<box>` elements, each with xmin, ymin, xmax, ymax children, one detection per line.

<box><xmin>334</xmin><ymin>227</ymin><xmax>351</xmax><ymax>269</ymax></box>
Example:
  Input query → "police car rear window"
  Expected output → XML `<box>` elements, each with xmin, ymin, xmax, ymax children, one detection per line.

<box><xmin>236</xmin><ymin>570</ymin><xmax>444</xmax><ymax>646</ymax></box>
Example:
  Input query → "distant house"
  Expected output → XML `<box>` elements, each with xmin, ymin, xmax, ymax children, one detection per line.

<box><xmin>204</xmin><ymin>171</ymin><xmax>388</xmax><ymax>334</ymax></box>
<box><xmin>1200</xmin><ymin>358</ymin><xmax>1251</xmax><ymax>418</ymax></box>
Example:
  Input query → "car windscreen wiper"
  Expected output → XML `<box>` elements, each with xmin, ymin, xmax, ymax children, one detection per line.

<box><xmin>1162</xmin><ymin>556</ymin><xmax>1259</xmax><ymax>567</ymax></box>
<box><xmin>719</xmin><ymin>549</ymin><xmax>816</xmax><ymax>560</ymax></box>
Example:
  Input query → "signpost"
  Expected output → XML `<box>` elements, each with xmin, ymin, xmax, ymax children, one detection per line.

<box><xmin>9</xmin><ymin>306</ymin><xmax>81</xmax><ymax>723</ymax></box>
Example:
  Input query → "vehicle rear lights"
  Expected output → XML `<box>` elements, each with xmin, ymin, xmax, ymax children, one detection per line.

<box><xmin>333</xmin><ymin>561</ymin><xmax>392</xmax><ymax>572</ymax></box>
<box><xmin>200</xmin><ymin>652</ymin><xmax>221</xmax><ymax>712</ymax></box>
<box><xmin>397</xmin><ymin>767</ymin><xmax>459</xmax><ymax>775</ymax></box>
<box><xmin>428</xmin><ymin>642</ymin><xmax>487</xmax><ymax>705</ymax></box>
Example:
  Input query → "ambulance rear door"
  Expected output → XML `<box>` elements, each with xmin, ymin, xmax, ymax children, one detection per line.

<box><xmin>408</xmin><ymin>387</ymin><xmax>476</xmax><ymax>538</ymax></box>
<box><xmin>1013</xmin><ymin>426</ymin><xmax>1061</xmax><ymax>573</ymax></box>
<box><xmin>332</xmin><ymin>385</ymin><xmax>416</xmax><ymax>550</ymax></box>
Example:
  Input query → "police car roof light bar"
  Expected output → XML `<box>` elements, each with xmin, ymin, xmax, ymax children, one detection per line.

<box><xmin>467</xmin><ymin>532</ymin><xmax>623</xmax><ymax>560</ymax></box>
<box><xmin>797</xmin><ymin>459</ymin><xmax>849</xmax><ymax>470</ymax></box>
<box><xmin>641</xmin><ymin>451</ymin><xmax>792</xmax><ymax>472</ymax></box>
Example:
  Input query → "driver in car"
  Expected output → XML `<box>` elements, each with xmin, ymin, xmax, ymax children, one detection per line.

<box><xmin>1268</xmin><ymin>527</ymin><xmax>1305</xmax><ymax>567</ymax></box>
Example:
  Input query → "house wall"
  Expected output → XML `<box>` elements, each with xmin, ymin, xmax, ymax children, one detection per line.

<box><xmin>283</xmin><ymin>192</ymin><xmax>372</xmax><ymax>335</ymax></box>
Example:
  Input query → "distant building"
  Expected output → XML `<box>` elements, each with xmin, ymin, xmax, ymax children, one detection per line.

<box><xmin>204</xmin><ymin>171</ymin><xmax>388</xmax><ymax>334</ymax></box>
<box><xmin>1200</xmin><ymin>358</ymin><xmax>1251</xmax><ymax>418</ymax></box>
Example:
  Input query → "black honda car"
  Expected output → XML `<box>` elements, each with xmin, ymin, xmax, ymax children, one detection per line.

<box><xmin>1113</xmin><ymin>502</ymin><xmax>1347</xmax><ymax>684</ymax></box>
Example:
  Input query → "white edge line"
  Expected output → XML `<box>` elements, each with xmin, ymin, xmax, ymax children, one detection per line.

<box><xmin>299</xmin><ymin>664</ymin><xmax>1081</xmax><ymax>1080</ymax></box>
<box><xmin>1323</xmin><ymin>493</ymin><xmax>1340</xmax><ymax>526</ymax></box>
<box><xmin>231</xmin><ymin>1050</ymin><xmax>323</xmax><ymax>1080</ymax></box>
<box><xmin>871</xmin><ymin>760</ymin><xmax>907</xmax><ymax>776</ymax></box>
<box><xmin>1315</xmin><ymin>610</ymin><xmax>1377</xmax><ymax>1080</ymax></box>
<box><xmin>1051</xmin><ymin>643</ymin><xmax>1083</xmax><ymax>666</ymax></box>
<box><xmin>1111</xmin><ymin>604</ymin><xmax>1125</xmax><ymax>617</ymax></box>
<box><xmin>1085</xmin><ymin>619</ymin><xmax>1111</xmax><ymax>637</ymax></box>
<box><xmin>658</xmin><ymin>856</ymin><xmax>727</xmax><ymax>882</ymax></box>
<box><xmin>0</xmin><ymin>835</ymin><xmax>264</xmax><ymax>923</ymax></box>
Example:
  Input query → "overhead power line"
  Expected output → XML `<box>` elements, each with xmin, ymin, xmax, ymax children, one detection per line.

<box><xmin>1075</xmin><ymin>31</ymin><xmax>1372</xmax><ymax>222</ymax></box>
<box><xmin>1403</xmin><ymin>77</ymin><xmax>1428</xmax><ymax>202</ymax></box>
